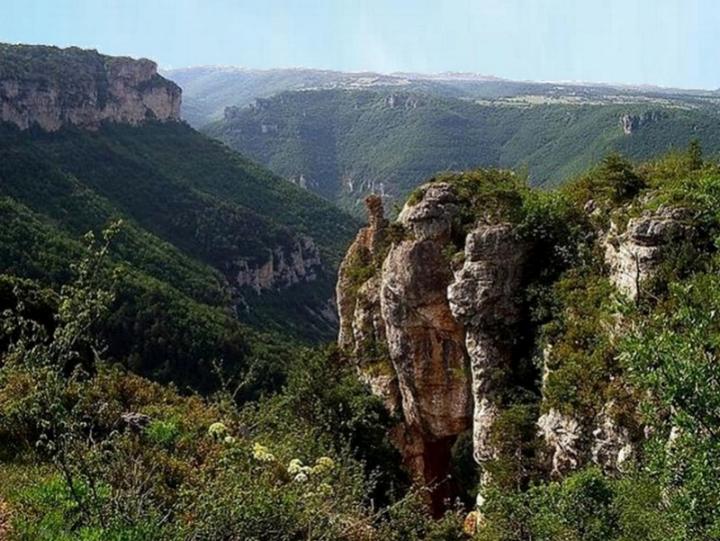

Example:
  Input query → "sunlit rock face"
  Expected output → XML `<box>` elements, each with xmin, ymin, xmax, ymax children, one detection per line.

<box><xmin>338</xmin><ymin>182</ymin><xmax>662</xmax><ymax>512</ymax></box>
<box><xmin>337</xmin><ymin>188</ymin><xmax>472</xmax><ymax>510</ymax></box>
<box><xmin>0</xmin><ymin>49</ymin><xmax>181</xmax><ymax>131</ymax></box>
<box><xmin>447</xmin><ymin>223</ymin><xmax>528</xmax><ymax>466</ymax></box>
<box><xmin>234</xmin><ymin>236</ymin><xmax>322</xmax><ymax>293</ymax></box>
<box><xmin>381</xmin><ymin>183</ymin><xmax>472</xmax><ymax>441</ymax></box>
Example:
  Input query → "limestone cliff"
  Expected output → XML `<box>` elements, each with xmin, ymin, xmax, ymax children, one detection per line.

<box><xmin>537</xmin><ymin>203</ymin><xmax>691</xmax><ymax>478</ymax></box>
<box><xmin>337</xmin><ymin>177</ymin><xmax>688</xmax><ymax>509</ymax></box>
<box><xmin>604</xmin><ymin>206</ymin><xmax>691</xmax><ymax>300</ymax></box>
<box><xmin>234</xmin><ymin>236</ymin><xmax>322</xmax><ymax>293</ymax></box>
<box><xmin>338</xmin><ymin>185</ymin><xmax>531</xmax><ymax>506</ymax></box>
<box><xmin>447</xmin><ymin>223</ymin><xmax>528</xmax><ymax>469</ymax></box>
<box><xmin>620</xmin><ymin>110</ymin><xmax>666</xmax><ymax>135</ymax></box>
<box><xmin>0</xmin><ymin>44</ymin><xmax>181</xmax><ymax>131</ymax></box>
<box><xmin>337</xmin><ymin>190</ymin><xmax>470</xmax><ymax>509</ymax></box>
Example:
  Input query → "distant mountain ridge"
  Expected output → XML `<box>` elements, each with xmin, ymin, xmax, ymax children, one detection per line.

<box><xmin>203</xmin><ymin>87</ymin><xmax>720</xmax><ymax>214</ymax></box>
<box><xmin>163</xmin><ymin>65</ymin><xmax>719</xmax><ymax>128</ymax></box>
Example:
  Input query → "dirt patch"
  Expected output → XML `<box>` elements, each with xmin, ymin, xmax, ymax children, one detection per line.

<box><xmin>0</xmin><ymin>498</ymin><xmax>10</xmax><ymax>541</ymax></box>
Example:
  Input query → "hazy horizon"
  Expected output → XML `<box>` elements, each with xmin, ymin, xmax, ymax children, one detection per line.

<box><xmin>3</xmin><ymin>0</ymin><xmax>720</xmax><ymax>90</ymax></box>
<box><xmin>160</xmin><ymin>64</ymin><xmax>714</xmax><ymax>93</ymax></box>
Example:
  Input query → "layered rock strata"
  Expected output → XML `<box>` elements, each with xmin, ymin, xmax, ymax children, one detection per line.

<box><xmin>235</xmin><ymin>236</ymin><xmax>322</xmax><ymax>293</ymax></box>
<box><xmin>1</xmin><ymin>47</ymin><xmax>181</xmax><ymax>131</ymax></box>
<box><xmin>338</xmin><ymin>185</ymin><xmax>686</xmax><ymax>509</ymax></box>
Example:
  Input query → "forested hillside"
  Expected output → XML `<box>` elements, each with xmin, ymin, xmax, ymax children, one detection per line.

<box><xmin>0</xmin><ymin>45</ymin><xmax>356</xmax><ymax>389</ymax></box>
<box><xmin>165</xmin><ymin>65</ymin><xmax>719</xmax><ymax>128</ymax></box>
<box><xmin>204</xmin><ymin>88</ymin><xmax>720</xmax><ymax>214</ymax></box>
<box><xmin>0</xmin><ymin>117</ymin><xmax>357</xmax><ymax>390</ymax></box>
<box><xmin>4</xmin><ymin>143</ymin><xmax>720</xmax><ymax>540</ymax></box>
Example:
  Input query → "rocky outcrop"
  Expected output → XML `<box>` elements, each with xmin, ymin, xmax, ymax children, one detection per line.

<box><xmin>537</xmin><ymin>409</ymin><xmax>583</xmax><ymax>477</ymax></box>
<box><xmin>337</xmin><ymin>196</ymin><xmax>387</xmax><ymax>347</ymax></box>
<box><xmin>338</xmin><ymin>181</ymin><xmax>670</xmax><ymax>511</ymax></box>
<box><xmin>338</xmin><ymin>188</ymin><xmax>472</xmax><ymax>509</ymax></box>
<box><xmin>448</xmin><ymin>224</ymin><xmax>527</xmax><ymax>466</ymax></box>
<box><xmin>336</xmin><ymin>195</ymin><xmax>401</xmax><ymax>413</ymax></box>
<box><xmin>379</xmin><ymin>184</ymin><xmax>472</xmax><ymax>509</ymax></box>
<box><xmin>591</xmin><ymin>402</ymin><xmax>635</xmax><ymax>473</ymax></box>
<box><xmin>339</xmin><ymin>184</ymin><xmax>545</xmax><ymax>507</ymax></box>
<box><xmin>0</xmin><ymin>45</ymin><xmax>181</xmax><ymax>131</ymax></box>
<box><xmin>384</xmin><ymin>93</ymin><xmax>422</xmax><ymax>109</ymax></box>
<box><xmin>382</xmin><ymin>184</ymin><xmax>472</xmax><ymax>439</ymax></box>
<box><xmin>604</xmin><ymin>206</ymin><xmax>691</xmax><ymax>299</ymax></box>
<box><xmin>337</xmin><ymin>185</ymin><xmax>536</xmax><ymax>504</ymax></box>
<box><xmin>235</xmin><ymin>236</ymin><xmax>321</xmax><ymax>293</ymax></box>
<box><xmin>538</xmin><ymin>403</ymin><xmax>635</xmax><ymax>478</ymax></box>
<box><xmin>620</xmin><ymin>111</ymin><xmax>666</xmax><ymax>135</ymax></box>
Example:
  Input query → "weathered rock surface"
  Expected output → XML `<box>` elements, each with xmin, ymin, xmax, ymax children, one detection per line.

<box><xmin>620</xmin><ymin>111</ymin><xmax>666</xmax><ymax>135</ymax></box>
<box><xmin>538</xmin><ymin>403</ymin><xmax>636</xmax><ymax>478</ymax></box>
<box><xmin>338</xmin><ymin>186</ymin><xmax>535</xmax><ymax>502</ymax></box>
<box><xmin>338</xmin><ymin>182</ymin><xmax>662</xmax><ymax>509</ymax></box>
<box><xmin>448</xmin><ymin>223</ymin><xmax>527</xmax><ymax>465</ymax></box>
<box><xmin>591</xmin><ymin>402</ymin><xmax>635</xmax><ymax>473</ymax></box>
<box><xmin>0</xmin><ymin>47</ymin><xmax>181</xmax><ymax>131</ymax></box>
<box><xmin>234</xmin><ymin>236</ymin><xmax>321</xmax><ymax>292</ymax></box>
<box><xmin>381</xmin><ymin>236</ymin><xmax>472</xmax><ymax>438</ymax></box>
<box><xmin>338</xmin><ymin>187</ymin><xmax>472</xmax><ymax>507</ymax></box>
<box><xmin>537</xmin><ymin>408</ymin><xmax>583</xmax><ymax>477</ymax></box>
<box><xmin>381</xmin><ymin>183</ymin><xmax>472</xmax><ymax>445</ymax></box>
<box><xmin>337</xmin><ymin>194</ymin><xmax>388</xmax><ymax>351</ymax></box>
<box><xmin>336</xmin><ymin>195</ymin><xmax>402</xmax><ymax>415</ymax></box>
<box><xmin>604</xmin><ymin>206</ymin><xmax>690</xmax><ymax>299</ymax></box>
<box><xmin>397</xmin><ymin>183</ymin><xmax>459</xmax><ymax>241</ymax></box>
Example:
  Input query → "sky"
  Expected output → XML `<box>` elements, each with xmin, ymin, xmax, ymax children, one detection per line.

<box><xmin>2</xmin><ymin>0</ymin><xmax>719</xmax><ymax>89</ymax></box>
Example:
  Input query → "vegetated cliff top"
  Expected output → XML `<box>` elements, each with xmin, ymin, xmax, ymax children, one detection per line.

<box><xmin>0</xmin><ymin>42</ymin><xmax>169</xmax><ymax>88</ymax></box>
<box><xmin>0</xmin><ymin>43</ymin><xmax>181</xmax><ymax>130</ymax></box>
<box><xmin>336</xmin><ymin>142</ymin><xmax>720</xmax><ymax>534</ymax></box>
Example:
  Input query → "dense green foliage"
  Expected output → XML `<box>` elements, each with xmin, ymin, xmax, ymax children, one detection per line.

<box><xmin>0</xmin><ymin>234</ymin><xmax>465</xmax><ymax>539</ymax></box>
<box><xmin>0</xmin><ymin>43</ymin><xmax>174</xmax><ymax>108</ymax></box>
<box><xmin>5</xmin><ymin>142</ymin><xmax>720</xmax><ymax>538</ymax></box>
<box><xmin>0</xmin><ymin>120</ymin><xmax>358</xmax><ymax>388</ymax></box>
<box><xmin>204</xmin><ymin>88</ymin><xmax>720</xmax><ymax>214</ymax></box>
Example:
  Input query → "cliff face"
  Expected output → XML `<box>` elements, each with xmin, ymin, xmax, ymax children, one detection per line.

<box><xmin>381</xmin><ymin>185</ymin><xmax>472</xmax><ymax>509</ymax></box>
<box><xmin>0</xmin><ymin>44</ymin><xmax>181</xmax><ymax>131</ymax></box>
<box><xmin>234</xmin><ymin>236</ymin><xmax>322</xmax><ymax>293</ymax></box>
<box><xmin>447</xmin><ymin>223</ymin><xmax>528</xmax><ymax>471</ymax></box>
<box><xmin>604</xmin><ymin>206</ymin><xmax>691</xmax><ymax>299</ymax></box>
<box><xmin>338</xmin><ymin>177</ymin><xmax>690</xmax><ymax>510</ymax></box>
<box><xmin>339</xmin><ymin>185</ymin><xmax>531</xmax><ymax>507</ymax></box>
<box><xmin>620</xmin><ymin>111</ymin><xmax>666</xmax><ymax>135</ymax></box>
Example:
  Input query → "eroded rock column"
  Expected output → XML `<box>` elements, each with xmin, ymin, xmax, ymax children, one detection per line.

<box><xmin>380</xmin><ymin>184</ymin><xmax>473</xmax><ymax>509</ymax></box>
<box><xmin>448</xmin><ymin>224</ymin><xmax>527</xmax><ymax>468</ymax></box>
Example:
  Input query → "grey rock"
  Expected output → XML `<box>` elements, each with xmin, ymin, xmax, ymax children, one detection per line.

<box><xmin>398</xmin><ymin>183</ymin><xmax>459</xmax><ymax>241</ymax></box>
<box><xmin>1</xmin><ymin>56</ymin><xmax>181</xmax><ymax>132</ymax></box>
<box><xmin>604</xmin><ymin>206</ymin><xmax>691</xmax><ymax>299</ymax></box>
<box><xmin>448</xmin><ymin>224</ymin><xmax>527</xmax><ymax>465</ymax></box>
<box><xmin>537</xmin><ymin>409</ymin><xmax>583</xmax><ymax>477</ymax></box>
